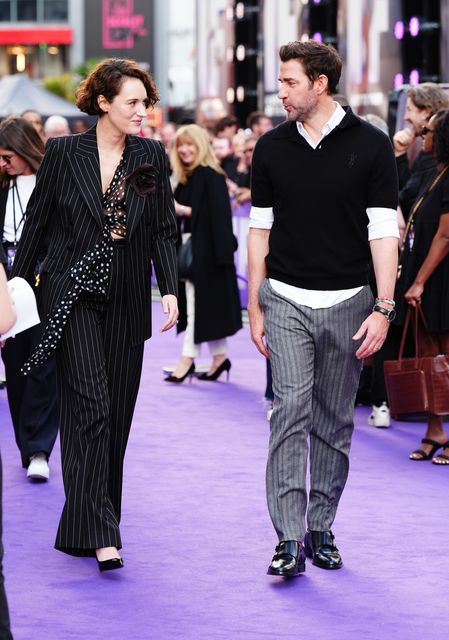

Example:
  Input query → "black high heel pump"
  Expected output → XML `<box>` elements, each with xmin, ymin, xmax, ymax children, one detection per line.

<box><xmin>165</xmin><ymin>362</ymin><xmax>195</xmax><ymax>383</ymax></box>
<box><xmin>97</xmin><ymin>557</ymin><xmax>124</xmax><ymax>573</ymax></box>
<box><xmin>198</xmin><ymin>358</ymin><xmax>231</xmax><ymax>381</ymax></box>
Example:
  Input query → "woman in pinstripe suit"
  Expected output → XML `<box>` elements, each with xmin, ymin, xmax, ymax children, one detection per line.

<box><xmin>10</xmin><ymin>59</ymin><xmax>179</xmax><ymax>571</ymax></box>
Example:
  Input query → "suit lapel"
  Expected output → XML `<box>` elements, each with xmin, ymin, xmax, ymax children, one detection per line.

<box><xmin>66</xmin><ymin>126</ymin><xmax>104</xmax><ymax>229</ymax></box>
<box><xmin>66</xmin><ymin>128</ymin><xmax>151</xmax><ymax>237</ymax></box>
<box><xmin>125</xmin><ymin>136</ymin><xmax>150</xmax><ymax>240</ymax></box>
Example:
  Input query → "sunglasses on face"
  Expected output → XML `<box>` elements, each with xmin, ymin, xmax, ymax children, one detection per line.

<box><xmin>421</xmin><ymin>125</ymin><xmax>434</xmax><ymax>136</ymax></box>
<box><xmin>0</xmin><ymin>154</ymin><xmax>14</xmax><ymax>164</ymax></box>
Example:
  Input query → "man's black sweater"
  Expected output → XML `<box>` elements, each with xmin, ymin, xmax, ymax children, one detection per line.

<box><xmin>251</xmin><ymin>108</ymin><xmax>398</xmax><ymax>290</ymax></box>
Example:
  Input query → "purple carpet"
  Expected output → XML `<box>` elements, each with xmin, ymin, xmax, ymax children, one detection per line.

<box><xmin>1</xmin><ymin>302</ymin><xmax>447</xmax><ymax>639</ymax></box>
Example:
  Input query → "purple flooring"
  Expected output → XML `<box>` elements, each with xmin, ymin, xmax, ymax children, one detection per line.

<box><xmin>1</xmin><ymin>301</ymin><xmax>448</xmax><ymax>639</ymax></box>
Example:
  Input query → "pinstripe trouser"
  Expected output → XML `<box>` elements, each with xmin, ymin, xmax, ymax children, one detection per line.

<box><xmin>259</xmin><ymin>279</ymin><xmax>372</xmax><ymax>541</ymax></box>
<box><xmin>55</xmin><ymin>243</ymin><xmax>144</xmax><ymax>556</ymax></box>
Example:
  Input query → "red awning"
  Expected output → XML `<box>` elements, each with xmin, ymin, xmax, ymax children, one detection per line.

<box><xmin>0</xmin><ymin>27</ymin><xmax>72</xmax><ymax>45</ymax></box>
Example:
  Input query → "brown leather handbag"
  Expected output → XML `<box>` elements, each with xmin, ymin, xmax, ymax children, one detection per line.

<box><xmin>384</xmin><ymin>306</ymin><xmax>449</xmax><ymax>416</ymax></box>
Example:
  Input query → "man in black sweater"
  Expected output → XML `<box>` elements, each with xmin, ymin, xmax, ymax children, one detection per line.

<box><xmin>248</xmin><ymin>41</ymin><xmax>399</xmax><ymax>577</ymax></box>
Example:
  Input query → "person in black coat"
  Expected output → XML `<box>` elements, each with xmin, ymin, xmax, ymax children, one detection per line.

<box><xmin>395</xmin><ymin>109</ymin><xmax>449</xmax><ymax>464</ymax></box>
<box><xmin>9</xmin><ymin>59</ymin><xmax>179</xmax><ymax>571</ymax></box>
<box><xmin>166</xmin><ymin>124</ymin><xmax>242</xmax><ymax>383</ymax></box>
<box><xmin>0</xmin><ymin>260</ymin><xmax>14</xmax><ymax>640</ymax></box>
<box><xmin>0</xmin><ymin>116</ymin><xmax>59</xmax><ymax>481</ymax></box>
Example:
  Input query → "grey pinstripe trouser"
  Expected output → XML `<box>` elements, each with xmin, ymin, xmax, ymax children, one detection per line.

<box><xmin>259</xmin><ymin>279</ymin><xmax>373</xmax><ymax>541</ymax></box>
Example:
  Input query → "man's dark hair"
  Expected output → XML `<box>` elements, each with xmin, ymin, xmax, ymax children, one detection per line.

<box><xmin>432</xmin><ymin>109</ymin><xmax>449</xmax><ymax>165</ymax></box>
<box><xmin>279</xmin><ymin>41</ymin><xmax>342</xmax><ymax>95</ymax></box>
<box><xmin>246</xmin><ymin>111</ymin><xmax>269</xmax><ymax>129</ymax></box>
<box><xmin>214</xmin><ymin>115</ymin><xmax>239</xmax><ymax>135</ymax></box>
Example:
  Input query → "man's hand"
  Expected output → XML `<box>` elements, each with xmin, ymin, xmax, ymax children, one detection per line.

<box><xmin>248</xmin><ymin>303</ymin><xmax>269</xmax><ymax>358</ymax></box>
<box><xmin>393</xmin><ymin>128</ymin><xmax>415</xmax><ymax>156</ymax></box>
<box><xmin>353</xmin><ymin>312</ymin><xmax>390</xmax><ymax>359</ymax></box>
<box><xmin>160</xmin><ymin>294</ymin><xmax>179</xmax><ymax>332</ymax></box>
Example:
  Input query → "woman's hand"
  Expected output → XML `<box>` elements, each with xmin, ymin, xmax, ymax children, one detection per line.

<box><xmin>234</xmin><ymin>187</ymin><xmax>251</xmax><ymax>205</ymax></box>
<box><xmin>405</xmin><ymin>281</ymin><xmax>424</xmax><ymax>307</ymax></box>
<box><xmin>226</xmin><ymin>178</ymin><xmax>239</xmax><ymax>198</ymax></box>
<box><xmin>160</xmin><ymin>294</ymin><xmax>179</xmax><ymax>332</ymax></box>
<box><xmin>174</xmin><ymin>200</ymin><xmax>191</xmax><ymax>217</ymax></box>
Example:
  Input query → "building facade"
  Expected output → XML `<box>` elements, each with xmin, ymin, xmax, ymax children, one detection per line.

<box><xmin>0</xmin><ymin>0</ymin><xmax>154</xmax><ymax>78</ymax></box>
<box><xmin>0</xmin><ymin>0</ymin><xmax>74</xmax><ymax>77</ymax></box>
<box><xmin>1</xmin><ymin>1</ymin><xmax>448</xmax><ymax>125</ymax></box>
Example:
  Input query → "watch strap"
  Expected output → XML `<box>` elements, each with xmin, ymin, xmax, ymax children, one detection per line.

<box><xmin>373</xmin><ymin>304</ymin><xmax>395</xmax><ymax>322</ymax></box>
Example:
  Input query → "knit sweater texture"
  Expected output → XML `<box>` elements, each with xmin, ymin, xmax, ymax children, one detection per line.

<box><xmin>251</xmin><ymin>107</ymin><xmax>398</xmax><ymax>290</ymax></box>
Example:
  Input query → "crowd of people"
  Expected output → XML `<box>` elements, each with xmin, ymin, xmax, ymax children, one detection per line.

<box><xmin>0</xmin><ymin>42</ymin><xmax>448</xmax><ymax>633</ymax></box>
<box><xmin>364</xmin><ymin>82</ymin><xmax>449</xmax><ymax>467</ymax></box>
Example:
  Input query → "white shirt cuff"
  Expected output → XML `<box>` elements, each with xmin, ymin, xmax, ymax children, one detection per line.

<box><xmin>249</xmin><ymin>206</ymin><xmax>273</xmax><ymax>229</ymax></box>
<box><xmin>367</xmin><ymin>207</ymin><xmax>400</xmax><ymax>240</ymax></box>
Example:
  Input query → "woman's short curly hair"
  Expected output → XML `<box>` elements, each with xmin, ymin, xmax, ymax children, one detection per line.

<box><xmin>432</xmin><ymin>109</ymin><xmax>449</xmax><ymax>166</ymax></box>
<box><xmin>76</xmin><ymin>58</ymin><xmax>159</xmax><ymax>116</ymax></box>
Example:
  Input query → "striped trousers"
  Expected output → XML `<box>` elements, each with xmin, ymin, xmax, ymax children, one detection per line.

<box><xmin>55</xmin><ymin>243</ymin><xmax>144</xmax><ymax>556</ymax></box>
<box><xmin>259</xmin><ymin>279</ymin><xmax>372</xmax><ymax>541</ymax></box>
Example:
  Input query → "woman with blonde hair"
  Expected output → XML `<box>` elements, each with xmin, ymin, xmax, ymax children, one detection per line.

<box><xmin>166</xmin><ymin>124</ymin><xmax>242</xmax><ymax>382</ymax></box>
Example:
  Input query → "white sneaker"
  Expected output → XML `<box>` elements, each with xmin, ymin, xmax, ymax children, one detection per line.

<box><xmin>27</xmin><ymin>453</ymin><xmax>50</xmax><ymax>481</ymax></box>
<box><xmin>368</xmin><ymin>402</ymin><xmax>391</xmax><ymax>428</ymax></box>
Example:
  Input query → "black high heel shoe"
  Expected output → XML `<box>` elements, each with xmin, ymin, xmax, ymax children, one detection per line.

<box><xmin>97</xmin><ymin>557</ymin><xmax>124</xmax><ymax>573</ymax></box>
<box><xmin>165</xmin><ymin>362</ymin><xmax>195</xmax><ymax>383</ymax></box>
<box><xmin>198</xmin><ymin>358</ymin><xmax>231</xmax><ymax>381</ymax></box>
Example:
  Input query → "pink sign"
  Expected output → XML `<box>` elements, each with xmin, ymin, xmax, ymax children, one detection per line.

<box><xmin>102</xmin><ymin>0</ymin><xmax>148</xmax><ymax>49</ymax></box>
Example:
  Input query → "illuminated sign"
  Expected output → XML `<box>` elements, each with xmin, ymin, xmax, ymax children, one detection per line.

<box><xmin>102</xmin><ymin>0</ymin><xmax>148</xmax><ymax>49</ymax></box>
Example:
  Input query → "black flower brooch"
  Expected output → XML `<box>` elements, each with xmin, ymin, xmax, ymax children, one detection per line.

<box><xmin>127</xmin><ymin>163</ymin><xmax>158</xmax><ymax>196</ymax></box>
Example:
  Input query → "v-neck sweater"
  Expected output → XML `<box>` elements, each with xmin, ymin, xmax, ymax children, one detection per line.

<box><xmin>251</xmin><ymin>107</ymin><xmax>399</xmax><ymax>290</ymax></box>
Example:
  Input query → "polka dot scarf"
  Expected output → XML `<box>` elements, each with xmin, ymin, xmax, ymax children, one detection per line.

<box><xmin>21</xmin><ymin>154</ymin><xmax>128</xmax><ymax>375</ymax></box>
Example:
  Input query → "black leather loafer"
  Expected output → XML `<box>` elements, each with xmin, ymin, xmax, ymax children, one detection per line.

<box><xmin>304</xmin><ymin>530</ymin><xmax>342</xmax><ymax>570</ymax></box>
<box><xmin>267</xmin><ymin>540</ymin><xmax>306</xmax><ymax>577</ymax></box>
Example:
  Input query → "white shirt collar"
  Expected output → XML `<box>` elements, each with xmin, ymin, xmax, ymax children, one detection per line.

<box><xmin>296</xmin><ymin>102</ymin><xmax>346</xmax><ymax>148</ymax></box>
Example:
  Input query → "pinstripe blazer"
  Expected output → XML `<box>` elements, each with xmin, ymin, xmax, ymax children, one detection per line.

<box><xmin>10</xmin><ymin>126</ymin><xmax>178</xmax><ymax>346</ymax></box>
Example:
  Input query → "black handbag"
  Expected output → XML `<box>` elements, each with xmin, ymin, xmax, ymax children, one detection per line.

<box><xmin>177</xmin><ymin>235</ymin><xmax>194</xmax><ymax>281</ymax></box>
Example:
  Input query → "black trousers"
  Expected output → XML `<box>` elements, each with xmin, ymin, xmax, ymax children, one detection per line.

<box><xmin>0</xmin><ymin>455</ymin><xmax>13</xmax><ymax>640</ymax></box>
<box><xmin>54</xmin><ymin>244</ymin><xmax>144</xmax><ymax>556</ymax></box>
<box><xmin>1</xmin><ymin>324</ymin><xmax>58</xmax><ymax>468</ymax></box>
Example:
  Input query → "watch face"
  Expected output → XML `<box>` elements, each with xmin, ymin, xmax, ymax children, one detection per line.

<box><xmin>373</xmin><ymin>304</ymin><xmax>395</xmax><ymax>321</ymax></box>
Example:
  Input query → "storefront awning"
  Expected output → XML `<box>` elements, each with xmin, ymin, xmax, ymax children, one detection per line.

<box><xmin>0</xmin><ymin>27</ymin><xmax>72</xmax><ymax>45</ymax></box>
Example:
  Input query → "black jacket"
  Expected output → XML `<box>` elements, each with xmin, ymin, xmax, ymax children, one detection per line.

<box><xmin>397</xmin><ymin>150</ymin><xmax>437</xmax><ymax>220</ymax></box>
<box><xmin>10</xmin><ymin>126</ymin><xmax>178</xmax><ymax>346</ymax></box>
<box><xmin>177</xmin><ymin>165</ymin><xmax>242</xmax><ymax>343</ymax></box>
